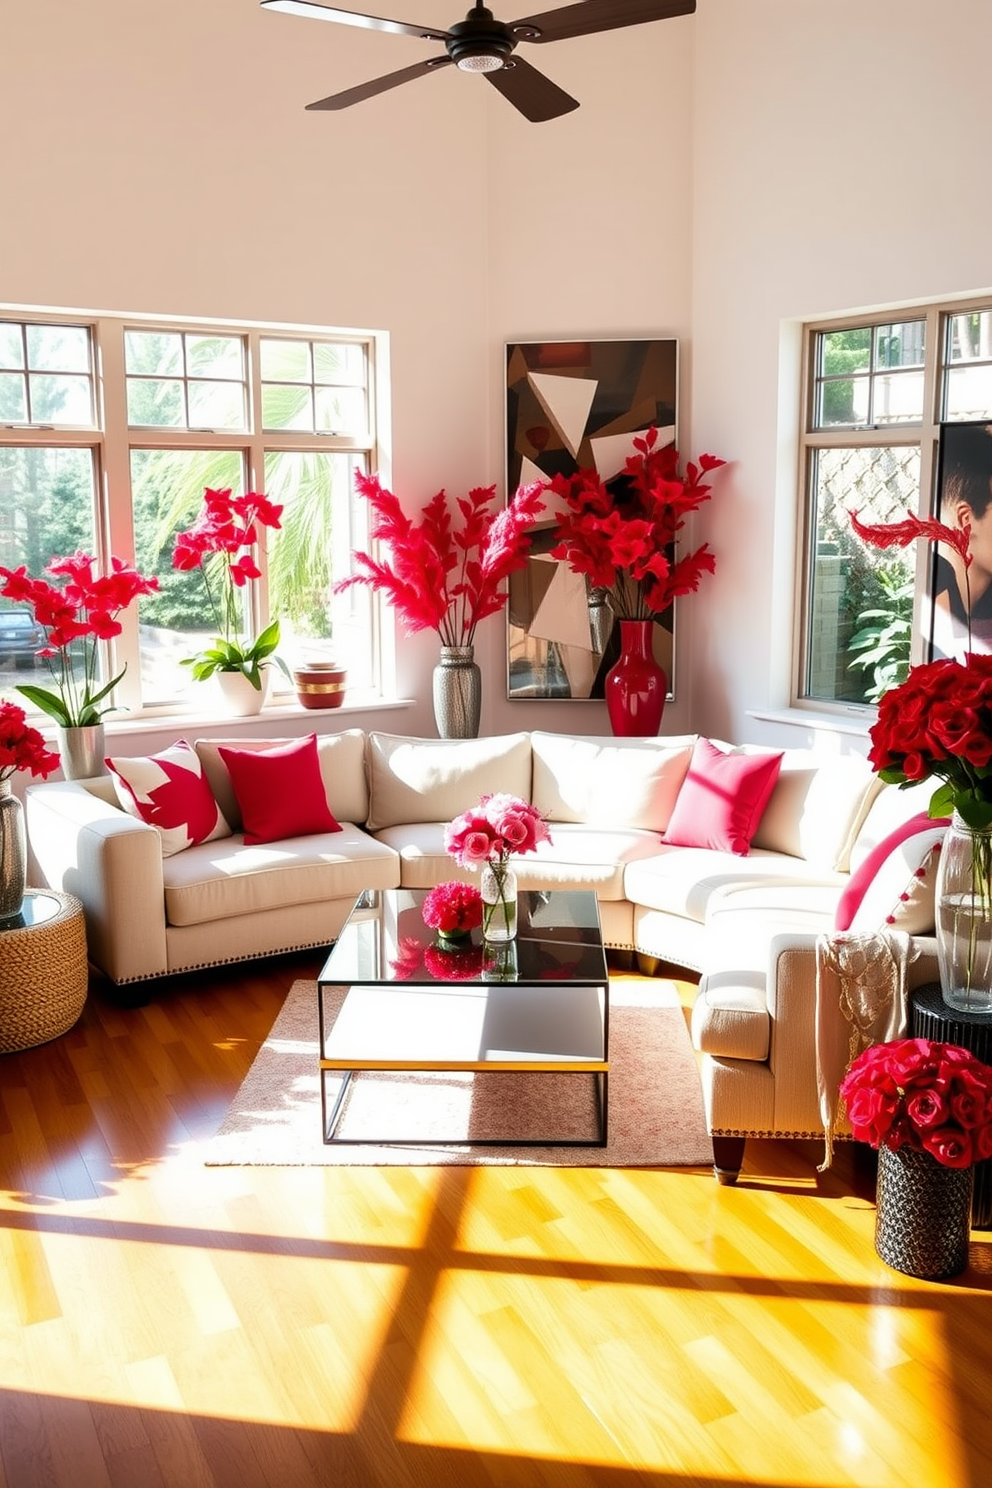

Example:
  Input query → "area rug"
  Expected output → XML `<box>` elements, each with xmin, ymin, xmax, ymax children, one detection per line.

<box><xmin>203</xmin><ymin>978</ymin><xmax>712</xmax><ymax>1168</ymax></box>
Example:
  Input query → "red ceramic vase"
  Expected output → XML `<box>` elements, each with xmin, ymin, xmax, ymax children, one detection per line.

<box><xmin>604</xmin><ymin>619</ymin><xmax>667</xmax><ymax>737</ymax></box>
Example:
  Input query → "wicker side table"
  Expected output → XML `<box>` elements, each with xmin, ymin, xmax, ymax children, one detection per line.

<box><xmin>0</xmin><ymin>889</ymin><xmax>88</xmax><ymax>1053</ymax></box>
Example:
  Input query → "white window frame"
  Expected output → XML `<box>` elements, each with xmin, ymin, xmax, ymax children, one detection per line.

<box><xmin>0</xmin><ymin>304</ymin><xmax>388</xmax><ymax>719</ymax></box>
<box><xmin>795</xmin><ymin>294</ymin><xmax>992</xmax><ymax>714</ymax></box>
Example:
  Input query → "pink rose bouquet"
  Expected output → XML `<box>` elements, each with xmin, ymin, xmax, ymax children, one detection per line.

<box><xmin>422</xmin><ymin>881</ymin><xmax>484</xmax><ymax>938</ymax></box>
<box><xmin>839</xmin><ymin>1036</ymin><xmax>992</xmax><ymax>1168</ymax></box>
<box><xmin>443</xmin><ymin>793</ymin><xmax>551</xmax><ymax>870</ymax></box>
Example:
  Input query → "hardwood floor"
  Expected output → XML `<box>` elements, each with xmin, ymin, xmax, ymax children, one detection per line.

<box><xmin>1</xmin><ymin>954</ymin><xmax>990</xmax><ymax>1488</ymax></box>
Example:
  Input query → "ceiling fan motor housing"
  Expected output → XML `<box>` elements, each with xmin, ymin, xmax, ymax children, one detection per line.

<box><xmin>446</xmin><ymin>6</ymin><xmax>516</xmax><ymax>71</ymax></box>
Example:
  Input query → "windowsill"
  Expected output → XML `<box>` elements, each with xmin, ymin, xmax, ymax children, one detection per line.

<box><xmin>41</xmin><ymin>693</ymin><xmax>417</xmax><ymax>742</ymax></box>
<box><xmin>746</xmin><ymin>706</ymin><xmax>875</xmax><ymax>739</ymax></box>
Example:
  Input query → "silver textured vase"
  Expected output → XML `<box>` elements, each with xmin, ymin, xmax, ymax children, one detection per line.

<box><xmin>432</xmin><ymin>645</ymin><xmax>481</xmax><ymax>739</ymax></box>
<box><xmin>56</xmin><ymin>724</ymin><xmax>107</xmax><ymax>781</ymax></box>
<box><xmin>0</xmin><ymin>780</ymin><xmax>26</xmax><ymax>920</ymax></box>
<box><xmin>874</xmin><ymin>1142</ymin><xmax>973</xmax><ymax>1280</ymax></box>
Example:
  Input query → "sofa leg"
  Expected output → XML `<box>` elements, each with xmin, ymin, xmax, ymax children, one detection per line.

<box><xmin>712</xmin><ymin>1136</ymin><xmax>745</xmax><ymax>1185</ymax></box>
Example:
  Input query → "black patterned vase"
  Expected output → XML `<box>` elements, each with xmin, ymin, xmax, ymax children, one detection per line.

<box><xmin>874</xmin><ymin>1142</ymin><xmax>973</xmax><ymax>1280</ymax></box>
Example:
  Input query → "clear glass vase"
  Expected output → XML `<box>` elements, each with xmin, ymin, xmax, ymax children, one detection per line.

<box><xmin>480</xmin><ymin>861</ymin><xmax>517</xmax><ymax>942</ymax></box>
<box><xmin>935</xmin><ymin>812</ymin><xmax>992</xmax><ymax>1014</ymax></box>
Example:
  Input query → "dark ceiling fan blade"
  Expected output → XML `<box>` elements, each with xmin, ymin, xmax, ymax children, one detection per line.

<box><xmin>509</xmin><ymin>0</ymin><xmax>695</xmax><ymax>45</ymax></box>
<box><xmin>261</xmin><ymin>0</ymin><xmax>450</xmax><ymax>44</ymax></box>
<box><xmin>485</xmin><ymin>56</ymin><xmax>578</xmax><ymax>122</ymax></box>
<box><xmin>305</xmin><ymin>56</ymin><xmax>453</xmax><ymax>109</ymax></box>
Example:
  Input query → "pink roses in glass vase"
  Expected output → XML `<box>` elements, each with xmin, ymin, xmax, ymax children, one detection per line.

<box><xmin>444</xmin><ymin>793</ymin><xmax>551</xmax><ymax>942</ymax></box>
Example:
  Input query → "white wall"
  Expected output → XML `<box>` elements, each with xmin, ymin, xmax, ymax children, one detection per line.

<box><xmin>5</xmin><ymin>0</ymin><xmax>992</xmax><ymax>757</ymax></box>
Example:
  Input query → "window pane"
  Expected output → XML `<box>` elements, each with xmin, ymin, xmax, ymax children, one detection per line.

<box><xmin>874</xmin><ymin>322</ymin><xmax>925</xmax><ymax>369</ymax></box>
<box><xmin>315</xmin><ymin>385</ymin><xmax>366</xmax><ymax>434</ymax></box>
<box><xmin>816</xmin><ymin>375</ymin><xmax>870</xmax><ymax>428</ymax></box>
<box><xmin>131</xmin><ymin>448</ymin><xmax>246</xmax><ymax>704</ymax></box>
<box><xmin>819</xmin><ymin>327</ymin><xmax>871</xmax><ymax>376</ymax></box>
<box><xmin>261</xmin><ymin>383</ymin><xmax>314</xmax><ymax>430</ymax></box>
<box><xmin>260</xmin><ymin>339</ymin><xmax>311</xmax><ymax>382</ymax></box>
<box><xmin>127</xmin><ymin>378</ymin><xmax>185</xmax><ymax>427</ymax></box>
<box><xmin>947</xmin><ymin>311</ymin><xmax>992</xmax><ymax>362</ymax></box>
<box><xmin>944</xmin><ymin>366</ymin><xmax>992</xmax><ymax>422</ymax></box>
<box><xmin>188</xmin><ymin>380</ymin><xmax>246</xmax><ymax>430</ymax></box>
<box><xmin>804</xmin><ymin>445</ymin><xmax>920</xmax><ymax>705</ymax></box>
<box><xmin>264</xmin><ymin>449</ymin><xmax>373</xmax><ymax>693</ymax></box>
<box><xmin>186</xmin><ymin>335</ymin><xmax>244</xmax><ymax>380</ymax></box>
<box><xmin>0</xmin><ymin>446</ymin><xmax>96</xmax><ymax>703</ymax></box>
<box><xmin>872</xmin><ymin>370</ymin><xmax>925</xmax><ymax>424</ymax></box>
<box><xmin>314</xmin><ymin>341</ymin><xmax>366</xmax><ymax>385</ymax></box>
<box><xmin>29</xmin><ymin>373</ymin><xmax>94</xmax><ymax>425</ymax></box>
<box><xmin>0</xmin><ymin>325</ymin><xmax>24</xmax><ymax>369</ymax></box>
<box><xmin>0</xmin><ymin>373</ymin><xmax>27</xmax><ymax>422</ymax></box>
<box><xmin>26</xmin><ymin>324</ymin><xmax>90</xmax><ymax>374</ymax></box>
<box><xmin>125</xmin><ymin>331</ymin><xmax>183</xmax><ymax>377</ymax></box>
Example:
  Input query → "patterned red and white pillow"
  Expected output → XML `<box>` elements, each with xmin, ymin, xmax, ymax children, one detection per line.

<box><xmin>107</xmin><ymin>739</ymin><xmax>231</xmax><ymax>857</ymax></box>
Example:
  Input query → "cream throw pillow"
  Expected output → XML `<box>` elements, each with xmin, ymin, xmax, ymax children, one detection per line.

<box><xmin>530</xmin><ymin>732</ymin><xmax>697</xmax><ymax>831</ymax></box>
<box><xmin>365</xmin><ymin>731</ymin><xmax>532</xmax><ymax>831</ymax></box>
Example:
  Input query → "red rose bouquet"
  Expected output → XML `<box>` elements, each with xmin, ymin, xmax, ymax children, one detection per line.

<box><xmin>548</xmin><ymin>426</ymin><xmax>726</xmax><ymax>620</ymax></box>
<box><xmin>334</xmin><ymin>472</ymin><xmax>546</xmax><ymax>646</ymax></box>
<box><xmin>0</xmin><ymin>702</ymin><xmax>60</xmax><ymax>781</ymax></box>
<box><xmin>840</xmin><ymin>1037</ymin><xmax>992</xmax><ymax>1167</ymax></box>
<box><xmin>0</xmin><ymin>552</ymin><xmax>159</xmax><ymax>726</ymax></box>
<box><xmin>422</xmin><ymin>880</ymin><xmax>484</xmax><ymax>939</ymax></box>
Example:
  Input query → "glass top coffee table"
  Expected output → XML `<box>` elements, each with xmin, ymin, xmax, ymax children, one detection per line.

<box><xmin>316</xmin><ymin>887</ymin><xmax>610</xmax><ymax>1147</ymax></box>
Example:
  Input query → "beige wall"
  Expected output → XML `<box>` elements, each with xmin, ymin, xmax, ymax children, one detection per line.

<box><xmin>4</xmin><ymin>0</ymin><xmax>992</xmax><ymax>755</ymax></box>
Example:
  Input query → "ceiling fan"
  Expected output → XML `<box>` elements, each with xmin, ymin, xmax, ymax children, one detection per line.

<box><xmin>260</xmin><ymin>0</ymin><xmax>696</xmax><ymax>123</ymax></box>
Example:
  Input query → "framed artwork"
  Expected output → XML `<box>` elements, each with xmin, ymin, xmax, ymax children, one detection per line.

<box><xmin>929</xmin><ymin>419</ymin><xmax>992</xmax><ymax>662</ymax></box>
<box><xmin>505</xmin><ymin>338</ymin><xmax>678</xmax><ymax>702</ymax></box>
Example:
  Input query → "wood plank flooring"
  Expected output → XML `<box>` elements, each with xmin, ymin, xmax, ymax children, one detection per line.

<box><xmin>1</xmin><ymin>953</ymin><xmax>990</xmax><ymax>1488</ymax></box>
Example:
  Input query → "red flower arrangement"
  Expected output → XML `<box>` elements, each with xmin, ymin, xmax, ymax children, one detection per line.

<box><xmin>0</xmin><ymin>701</ymin><xmax>60</xmax><ymax>781</ymax></box>
<box><xmin>548</xmin><ymin>426</ymin><xmax>727</xmax><ymax>620</ymax></box>
<box><xmin>840</xmin><ymin>1037</ymin><xmax>992</xmax><ymax>1168</ymax></box>
<box><xmin>389</xmin><ymin>933</ymin><xmax>486</xmax><ymax>981</ymax></box>
<box><xmin>333</xmin><ymin>472</ymin><xmax>546</xmax><ymax>646</ymax></box>
<box><xmin>173</xmin><ymin>487</ymin><xmax>286</xmax><ymax>689</ymax></box>
<box><xmin>422</xmin><ymin>880</ymin><xmax>484</xmax><ymax>937</ymax></box>
<box><xmin>444</xmin><ymin>792</ymin><xmax>551</xmax><ymax>869</ymax></box>
<box><xmin>0</xmin><ymin>553</ymin><xmax>159</xmax><ymax>726</ymax></box>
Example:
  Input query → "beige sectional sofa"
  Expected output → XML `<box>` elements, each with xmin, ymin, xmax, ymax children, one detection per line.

<box><xmin>25</xmin><ymin>727</ymin><xmax>943</xmax><ymax>1180</ymax></box>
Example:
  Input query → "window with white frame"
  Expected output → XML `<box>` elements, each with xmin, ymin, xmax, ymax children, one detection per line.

<box><xmin>0</xmin><ymin>310</ymin><xmax>380</xmax><ymax>717</ymax></box>
<box><xmin>798</xmin><ymin>300</ymin><xmax>992</xmax><ymax>709</ymax></box>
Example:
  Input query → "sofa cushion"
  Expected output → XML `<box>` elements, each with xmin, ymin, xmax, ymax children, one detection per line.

<box><xmin>624</xmin><ymin>844</ymin><xmax>846</xmax><ymax>923</ymax></box>
<box><xmin>529</xmin><ymin>731</ymin><xmax>695</xmax><ymax>830</ymax></box>
<box><xmin>365</xmin><ymin>731</ymin><xmax>532</xmax><ymax>831</ymax></box>
<box><xmin>662</xmin><ymin>738</ymin><xmax>783</xmax><ymax>855</ymax></box>
<box><xmin>161</xmin><ymin>823</ymin><xmax>400</xmax><ymax>927</ymax></box>
<box><xmin>196</xmin><ymin>728</ymin><xmax>369</xmax><ymax>829</ymax></box>
<box><xmin>750</xmin><ymin>749</ymin><xmax>881</xmax><ymax>870</ymax></box>
<box><xmin>835</xmin><ymin>812</ymin><xmax>948</xmax><ymax>934</ymax></box>
<box><xmin>372</xmin><ymin>820</ymin><xmax>665</xmax><ymax>898</ymax></box>
<box><xmin>218</xmin><ymin>734</ymin><xmax>342</xmax><ymax>845</ymax></box>
<box><xmin>847</xmin><ymin>777</ymin><xmax>940</xmax><ymax>873</ymax></box>
<box><xmin>106</xmin><ymin>739</ymin><xmax>231</xmax><ymax>857</ymax></box>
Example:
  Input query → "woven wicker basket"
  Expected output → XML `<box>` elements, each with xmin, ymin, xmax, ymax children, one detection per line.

<box><xmin>0</xmin><ymin>890</ymin><xmax>88</xmax><ymax>1053</ymax></box>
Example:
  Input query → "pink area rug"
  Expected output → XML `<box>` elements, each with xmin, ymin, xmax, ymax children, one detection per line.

<box><xmin>203</xmin><ymin>977</ymin><xmax>712</xmax><ymax>1168</ymax></box>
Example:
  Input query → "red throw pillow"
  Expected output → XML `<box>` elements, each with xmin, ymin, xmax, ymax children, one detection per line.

<box><xmin>662</xmin><ymin>738</ymin><xmax>784</xmax><ymax>856</ymax></box>
<box><xmin>107</xmin><ymin>738</ymin><xmax>231</xmax><ymax>857</ymax></box>
<box><xmin>217</xmin><ymin>733</ymin><xmax>342</xmax><ymax>845</ymax></box>
<box><xmin>834</xmin><ymin>812</ymin><xmax>951</xmax><ymax>932</ymax></box>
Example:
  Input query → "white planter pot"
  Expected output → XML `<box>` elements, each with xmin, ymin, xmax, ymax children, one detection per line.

<box><xmin>215</xmin><ymin>669</ymin><xmax>269</xmax><ymax>717</ymax></box>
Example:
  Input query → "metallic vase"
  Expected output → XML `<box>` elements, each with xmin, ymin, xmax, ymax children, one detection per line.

<box><xmin>0</xmin><ymin>781</ymin><xmax>26</xmax><ymax>921</ymax></box>
<box><xmin>432</xmin><ymin>645</ymin><xmax>482</xmax><ymax>739</ymax></box>
<box><xmin>56</xmin><ymin>724</ymin><xmax>107</xmax><ymax>781</ymax></box>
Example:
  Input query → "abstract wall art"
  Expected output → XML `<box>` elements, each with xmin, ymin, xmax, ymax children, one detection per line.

<box><xmin>505</xmin><ymin>338</ymin><xmax>678</xmax><ymax>702</ymax></box>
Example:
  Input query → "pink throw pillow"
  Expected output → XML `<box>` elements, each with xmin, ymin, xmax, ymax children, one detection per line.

<box><xmin>107</xmin><ymin>738</ymin><xmax>231</xmax><ymax>857</ymax></box>
<box><xmin>217</xmin><ymin>733</ymin><xmax>341</xmax><ymax>845</ymax></box>
<box><xmin>662</xmin><ymin>738</ymin><xmax>784</xmax><ymax>856</ymax></box>
<box><xmin>834</xmin><ymin>811</ymin><xmax>950</xmax><ymax>933</ymax></box>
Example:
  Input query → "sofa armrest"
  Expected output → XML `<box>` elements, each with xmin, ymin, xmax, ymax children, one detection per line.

<box><xmin>26</xmin><ymin>781</ymin><xmax>169</xmax><ymax>983</ymax></box>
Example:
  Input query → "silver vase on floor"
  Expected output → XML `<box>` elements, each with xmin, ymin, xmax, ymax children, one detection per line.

<box><xmin>432</xmin><ymin>645</ymin><xmax>481</xmax><ymax>738</ymax></box>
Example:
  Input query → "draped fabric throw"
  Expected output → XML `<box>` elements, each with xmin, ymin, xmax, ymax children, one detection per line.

<box><xmin>815</xmin><ymin>931</ymin><xmax>917</xmax><ymax>1169</ymax></box>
